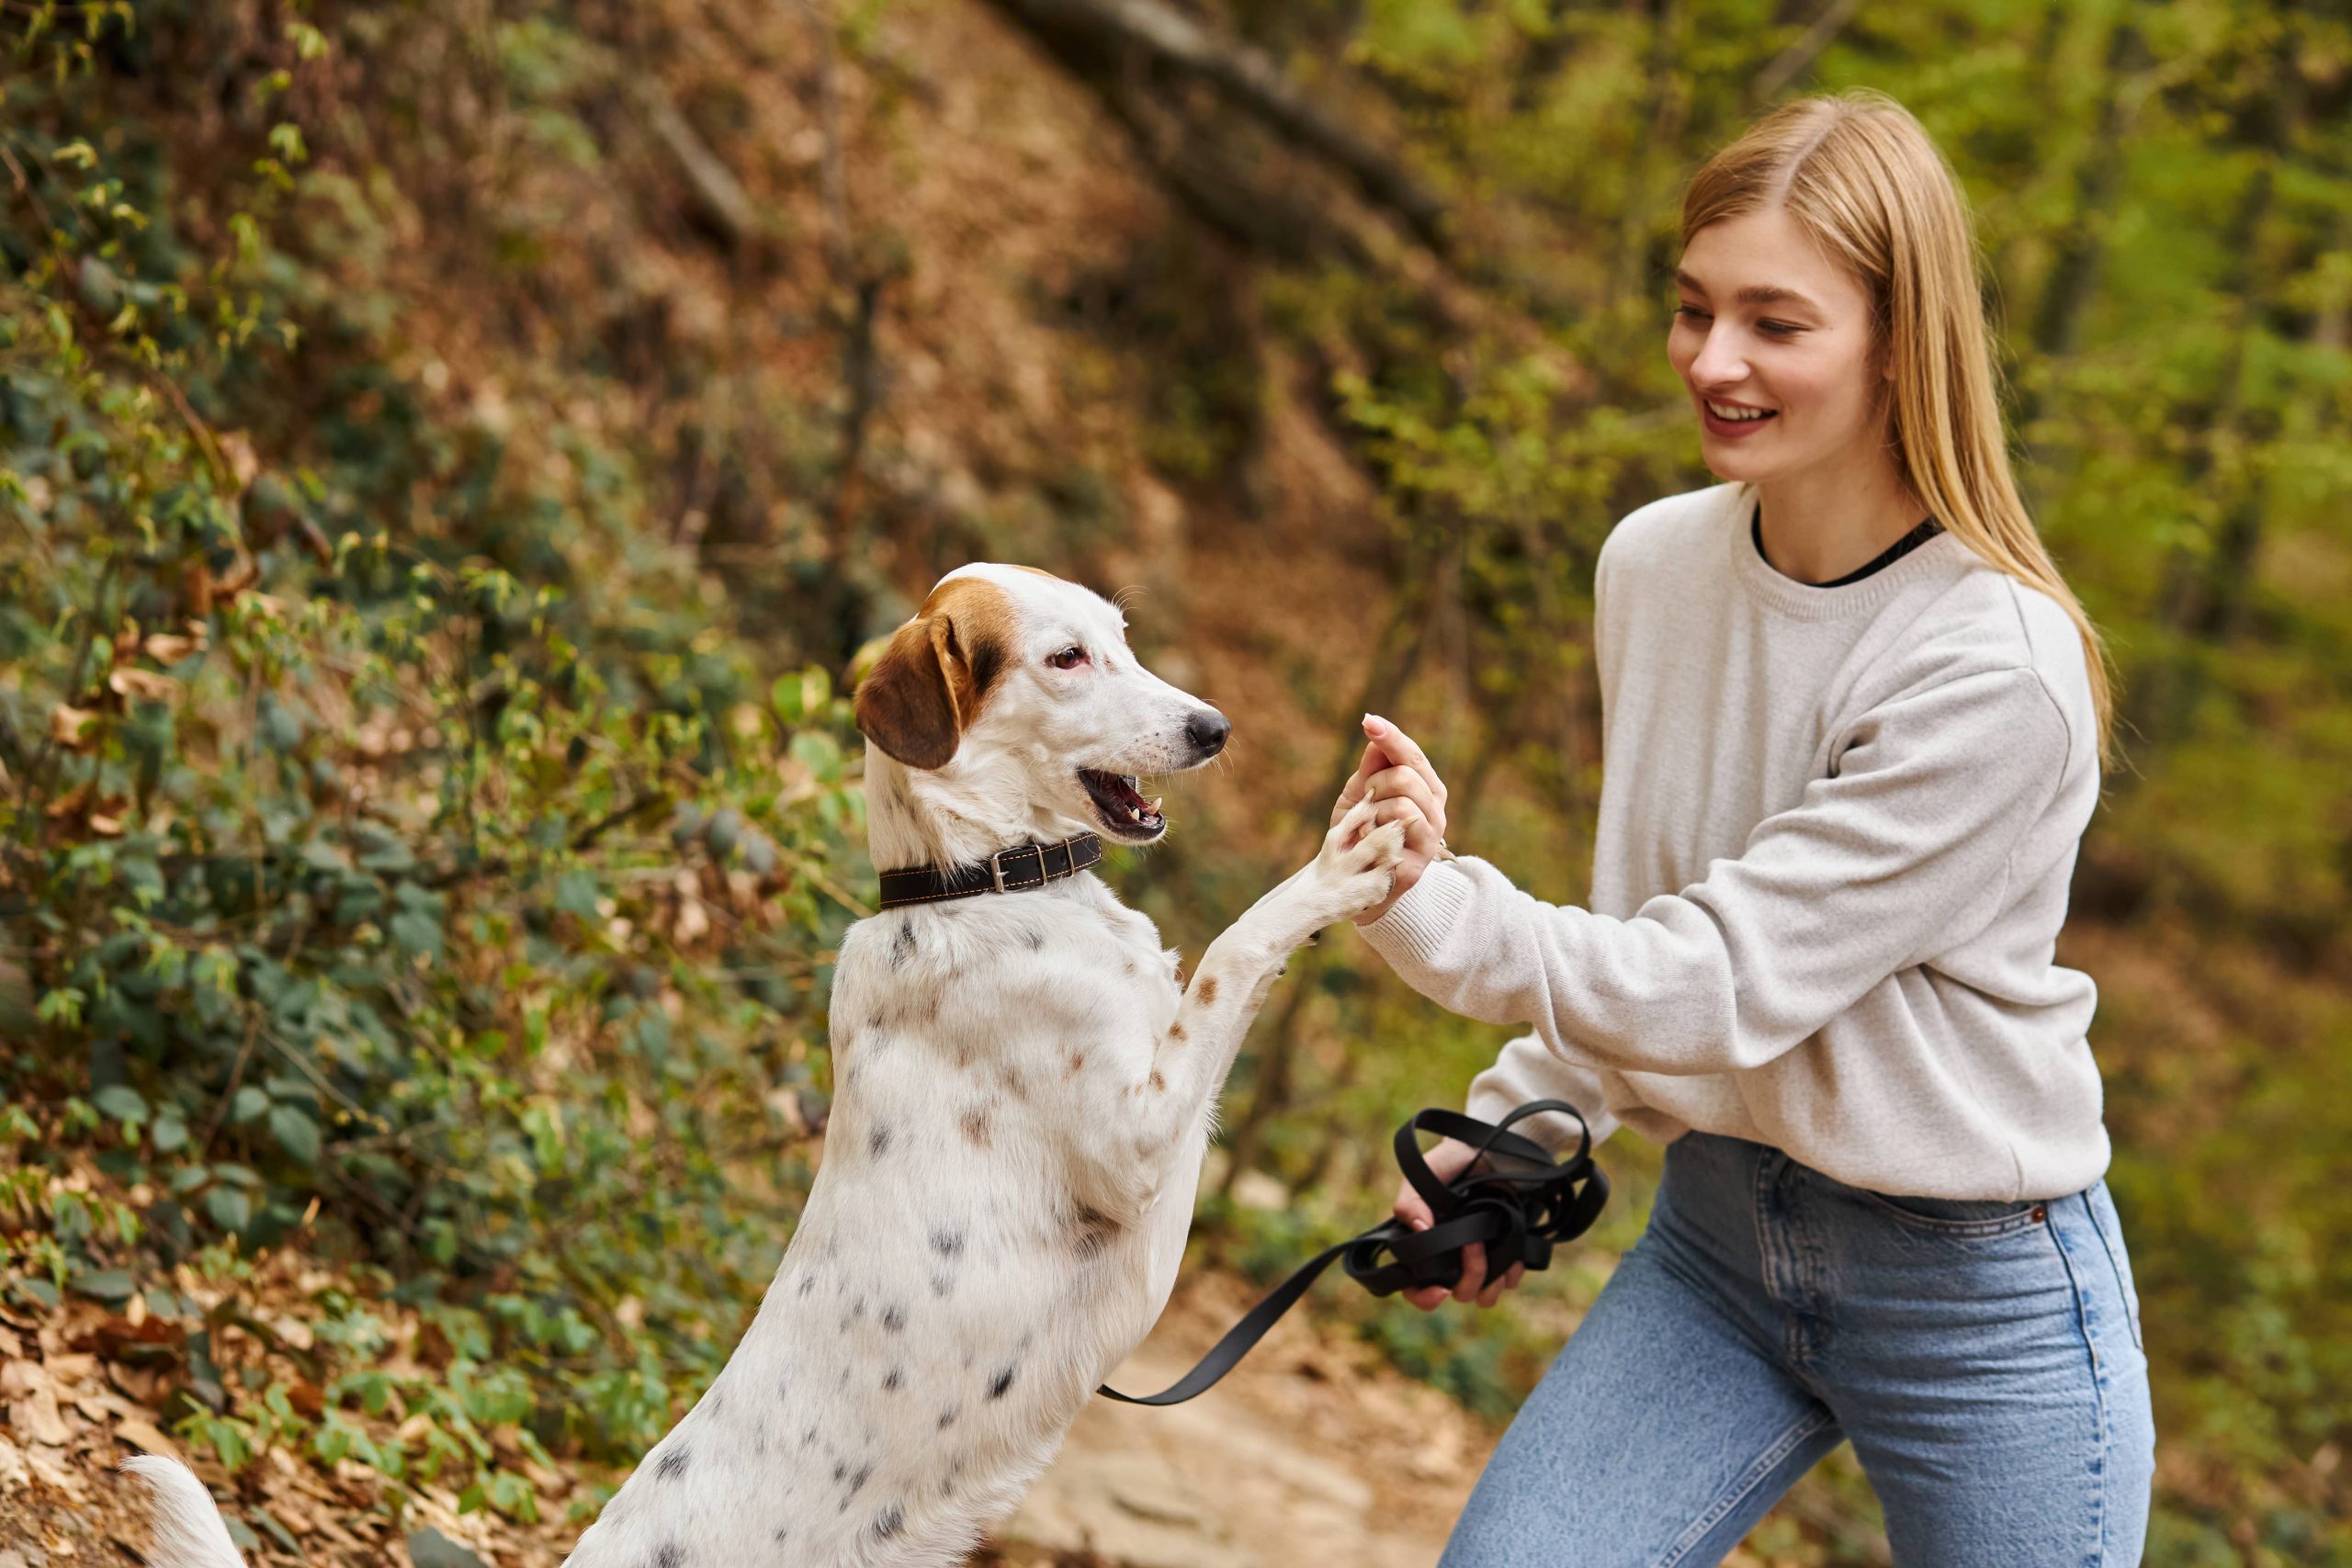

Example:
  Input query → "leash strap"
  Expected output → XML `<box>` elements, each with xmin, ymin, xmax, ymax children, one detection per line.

<box><xmin>876</xmin><ymin>832</ymin><xmax>1103</xmax><ymax>909</ymax></box>
<box><xmin>1099</xmin><ymin>1100</ymin><xmax>1608</xmax><ymax>1406</ymax></box>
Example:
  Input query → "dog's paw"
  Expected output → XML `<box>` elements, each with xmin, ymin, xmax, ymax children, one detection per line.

<box><xmin>1308</xmin><ymin>800</ymin><xmax>1407</xmax><ymax>919</ymax></box>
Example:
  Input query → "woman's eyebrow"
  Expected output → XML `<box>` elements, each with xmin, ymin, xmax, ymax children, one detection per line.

<box><xmin>1673</xmin><ymin>269</ymin><xmax>1823</xmax><ymax>312</ymax></box>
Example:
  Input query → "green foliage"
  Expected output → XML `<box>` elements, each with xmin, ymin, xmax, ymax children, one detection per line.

<box><xmin>1</xmin><ymin>1</ymin><xmax>867</xmax><ymax>1525</ymax></box>
<box><xmin>1</xmin><ymin>0</ymin><xmax>2345</xmax><ymax>1560</ymax></box>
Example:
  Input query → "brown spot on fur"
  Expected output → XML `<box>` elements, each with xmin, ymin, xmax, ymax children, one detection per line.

<box><xmin>1168</xmin><ymin>1022</ymin><xmax>1184</xmax><ymax>1042</ymax></box>
<box><xmin>1149</xmin><ymin>1071</ymin><xmax>1166</xmax><ymax>1092</ymax></box>
<box><xmin>1067</xmin><ymin>1050</ymin><xmax>1087</xmax><ymax>1074</ymax></box>
<box><xmin>1196</xmin><ymin>976</ymin><xmax>1217</xmax><ymax>1004</ymax></box>
<box><xmin>961</xmin><ymin>1108</ymin><xmax>992</xmax><ymax>1147</ymax></box>
<box><xmin>852</xmin><ymin>577</ymin><xmax>1019</xmax><ymax>769</ymax></box>
<box><xmin>993</xmin><ymin>1063</ymin><xmax>1029</xmax><ymax>1100</ymax></box>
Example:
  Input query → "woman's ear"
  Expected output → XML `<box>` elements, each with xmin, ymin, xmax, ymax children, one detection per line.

<box><xmin>855</xmin><ymin>615</ymin><xmax>965</xmax><ymax>769</ymax></box>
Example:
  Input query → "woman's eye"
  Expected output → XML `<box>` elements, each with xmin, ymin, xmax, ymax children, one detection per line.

<box><xmin>1758</xmin><ymin>319</ymin><xmax>1803</xmax><ymax>337</ymax></box>
<box><xmin>1673</xmin><ymin>304</ymin><xmax>1709</xmax><ymax>321</ymax></box>
<box><xmin>1047</xmin><ymin>646</ymin><xmax>1088</xmax><ymax>671</ymax></box>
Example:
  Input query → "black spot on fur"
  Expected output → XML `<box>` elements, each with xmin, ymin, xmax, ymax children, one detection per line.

<box><xmin>1024</xmin><ymin>928</ymin><xmax>1044</xmax><ymax>952</ymax></box>
<box><xmin>773</xmin><ymin>1526</ymin><xmax>791</xmax><ymax>1544</ymax></box>
<box><xmin>873</xmin><ymin>1504</ymin><xmax>906</xmax><ymax>1540</ymax></box>
<box><xmin>850</xmin><ymin>1463</ymin><xmax>872</xmax><ymax>1495</ymax></box>
<box><xmin>937</xmin><ymin>1404</ymin><xmax>959</xmax><ymax>1429</ymax></box>
<box><xmin>930</xmin><ymin>1272</ymin><xmax>955</xmax><ymax>1298</ymax></box>
<box><xmin>868</xmin><ymin>1011</ymin><xmax>885</xmax><ymax>1031</ymax></box>
<box><xmin>883</xmin><ymin>1367</ymin><xmax>903</xmax><ymax>1392</ymax></box>
<box><xmin>655</xmin><ymin>1447</ymin><xmax>689</xmax><ymax>1481</ymax></box>
<box><xmin>988</xmin><ymin>1366</ymin><xmax>1017</xmax><ymax>1400</ymax></box>
<box><xmin>930</xmin><ymin>1224</ymin><xmax>965</xmax><ymax>1259</ymax></box>
<box><xmin>797</xmin><ymin>1270</ymin><xmax>819</xmax><ymax>1297</ymax></box>
<box><xmin>882</xmin><ymin>1303</ymin><xmax>907</xmax><ymax>1332</ymax></box>
<box><xmin>834</xmin><ymin>1461</ymin><xmax>848</xmax><ymax>1483</ymax></box>
<box><xmin>869</xmin><ymin>1123</ymin><xmax>892</xmax><ymax>1157</ymax></box>
<box><xmin>891</xmin><ymin>919</ymin><xmax>916</xmax><ymax>967</ymax></box>
<box><xmin>803</xmin><ymin>1422</ymin><xmax>820</xmax><ymax>1449</ymax></box>
<box><xmin>652</xmin><ymin>1546</ymin><xmax>684</xmax><ymax>1568</ymax></box>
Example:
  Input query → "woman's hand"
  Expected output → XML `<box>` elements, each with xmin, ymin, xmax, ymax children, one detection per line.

<box><xmin>1331</xmin><ymin>715</ymin><xmax>1449</xmax><ymax>924</ymax></box>
<box><xmin>1393</xmin><ymin>1136</ymin><xmax>1530</xmax><ymax>1312</ymax></box>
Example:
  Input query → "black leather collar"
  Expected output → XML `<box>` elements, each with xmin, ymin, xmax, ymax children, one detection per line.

<box><xmin>875</xmin><ymin>832</ymin><xmax>1103</xmax><ymax>909</ymax></box>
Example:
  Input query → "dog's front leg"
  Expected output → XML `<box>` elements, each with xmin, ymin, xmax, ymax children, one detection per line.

<box><xmin>1078</xmin><ymin>800</ymin><xmax>1405</xmax><ymax>1221</ymax></box>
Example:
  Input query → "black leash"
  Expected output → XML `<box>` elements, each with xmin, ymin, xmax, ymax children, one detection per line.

<box><xmin>1100</xmin><ymin>1100</ymin><xmax>1609</xmax><ymax>1406</ymax></box>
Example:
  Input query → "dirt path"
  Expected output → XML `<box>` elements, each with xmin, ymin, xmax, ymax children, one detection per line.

<box><xmin>990</xmin><ymin>1276</ymin><xmax>1484</xmax><ymax>1568</ymax></box>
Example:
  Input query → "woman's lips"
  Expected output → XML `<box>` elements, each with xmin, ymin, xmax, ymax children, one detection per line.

<box><xmin>1700</xmin><ymin>400</ymin><xmax>1779</xmax><ymax>439</ymax></box>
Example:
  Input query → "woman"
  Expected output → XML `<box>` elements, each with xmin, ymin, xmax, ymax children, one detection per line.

<box><xmin>1336</xmin><ymin>93</ymin><xmax>2154</xmax><ymax>1565</ymax></box>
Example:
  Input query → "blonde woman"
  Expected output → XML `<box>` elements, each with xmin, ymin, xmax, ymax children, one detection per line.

<box><xmin>1336</xmin><ymin>94</ymin><xmax>2154</xmax><ymax>1564</ymax></box>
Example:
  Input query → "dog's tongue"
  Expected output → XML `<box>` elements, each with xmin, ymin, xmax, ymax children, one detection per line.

<box><xmin>1082</xmin><ymin>769</ymin><xmax>1164</xmax><ymax>829</ymax></box>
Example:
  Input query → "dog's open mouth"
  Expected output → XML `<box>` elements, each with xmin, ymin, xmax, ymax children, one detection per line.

<box><xmin>1079</xmin><ymin>769</ymin><xmax>1166</xmax><ymax>840</ymax></box>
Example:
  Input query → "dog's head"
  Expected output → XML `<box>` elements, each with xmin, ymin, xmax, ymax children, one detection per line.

<box><xmin>854</xmin><ymin>565</ymin><xmax>1228</xmax><ymax>847</ymax></box>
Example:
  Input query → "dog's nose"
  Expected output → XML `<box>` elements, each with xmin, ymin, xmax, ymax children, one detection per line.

<box><xmin>1186</xmin><ymin>709</ymin><xmax>1231</xmax><ymax>759</ymax></box>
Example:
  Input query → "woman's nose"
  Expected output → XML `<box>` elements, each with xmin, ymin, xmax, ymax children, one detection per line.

<box><xmin>1690</xmin><ymin>325</ymin><xmax>1748</xmax><ymax>389</ymax></box>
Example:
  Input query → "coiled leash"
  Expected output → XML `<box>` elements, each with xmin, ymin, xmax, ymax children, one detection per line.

<box><xmin>1100</xmin><ymin>1100</ymin><xmax>1609</xmax><ymax>1406</ymax></box>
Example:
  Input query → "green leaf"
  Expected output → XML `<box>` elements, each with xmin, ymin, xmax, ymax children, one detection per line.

<box><xmin>204</xmin><ymin>1187</ymin><xmax>252</xmax><ymax>1233</ymax></box>
<box><xmin>407</xmin><ymin>1528</ymin><xmax>489</xmax><ymax>1568</ymax></box>
<box><xmin>69</xmin><ymin>1269</ymin><xmax>136</xmax><ymax>1302</ymax></box>
<box><xmin>92</xmin><ymin>1084</ymin><xmax>148</xmax><ymax>1124</ymax></box>
<box><xmin>231</xmin><ymin>1085</ymin><xmax>269</xmax><ymax>1124</ymax></box>
<box><xmin>267</xmin><ymin>1103</ymin><xmax>322</xmax><ymax>1165</ymax></box>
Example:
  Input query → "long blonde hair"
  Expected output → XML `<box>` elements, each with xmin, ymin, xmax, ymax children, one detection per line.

<box><xmin>1682</xmin><ymin>91</ymin><xmax>2116</xmax><ymax>761</ymax></box>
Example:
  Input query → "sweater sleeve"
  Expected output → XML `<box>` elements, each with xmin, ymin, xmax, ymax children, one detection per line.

<box><xmin>1359</xmin><ymin>667</ymin><xmax>2074</xmax><ymax>1077</ymax></box>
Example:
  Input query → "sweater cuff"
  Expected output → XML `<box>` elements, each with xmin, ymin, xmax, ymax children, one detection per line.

<box><xmin>1358</xmin><ymin>857</ymin><xmax>1476</xmax><ymax>974</ymax></box>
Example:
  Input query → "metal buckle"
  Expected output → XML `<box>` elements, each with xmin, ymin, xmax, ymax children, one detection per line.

<box><xmin>988</xmin><ymin>843</ymin><xmax>1041</xmax><ymax>893</ymax></box>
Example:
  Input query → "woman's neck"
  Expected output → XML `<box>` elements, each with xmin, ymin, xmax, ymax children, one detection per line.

<box><xmin>1753</xmin><ymin>450</ymin><xmax>1928</xmax><ymax>586</ymax></box>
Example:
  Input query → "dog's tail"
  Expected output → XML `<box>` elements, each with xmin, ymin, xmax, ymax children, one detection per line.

<box><xmin>121</xmin><ymin>1455</ymin><xmax>251</xmax><ymax>1568</ymax></box>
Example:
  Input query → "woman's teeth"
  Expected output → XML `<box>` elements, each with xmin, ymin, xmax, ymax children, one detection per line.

<box><xmin>1707</xmin><ymin>401</ymin><xmax>1773</xmax><ymax>422</ymax></box>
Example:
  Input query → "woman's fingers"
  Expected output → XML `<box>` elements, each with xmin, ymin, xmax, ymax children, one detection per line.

<box><xmin>1476</xmin><ymin>1261</ymin><xmax>1527</xmax><ymax>1309</ymax></box>
<box><xmin>1331</xmin><ymin>739</ymin><xmax>1389</xmax><ymax>826</ymax></box>
<box><xmin>1361</xmin><ymin>796</ymin><xmax>1442</xmax><ymax>861</ymax></box>
<box><xmin>1360</xmin><ymin>765</ymin><xmax>1445</xmax><ymax>840</ymax></box>
<box><xmin>1363</xmin><ymin>716</ymin><xmax>1448</xmax><ymax>823</ymax></box>
<box><xmin>1451</xmin><ymin>1240</ymin><xmax>1489</xmax><ymax>1303</ymax></box>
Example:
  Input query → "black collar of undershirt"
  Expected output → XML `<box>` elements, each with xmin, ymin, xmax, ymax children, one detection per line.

<box><xmin>1752</xmin><ymin>505</ymin><xmax>1944</xmax><ymax>589</ymax></box>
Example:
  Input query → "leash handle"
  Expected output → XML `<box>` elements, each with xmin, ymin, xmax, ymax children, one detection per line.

<box><xmin>1099</xmin><ymin>1100</ymin><xmax>1607</xmax><ymax>1406</ymax></box>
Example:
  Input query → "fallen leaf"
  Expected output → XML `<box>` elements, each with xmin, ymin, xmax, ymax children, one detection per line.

<box><xmin>142</xmin><ymin>632</ymin><xmax>202</xmax><ymax>664</ymax></box>
<box><xmin>46</xmin><ymin>704</ymin><xmax>99</xmax><ymax>750</ymax></box>
<box><xmin>112</xmin><ymin>1416</ymin><xmax>184</xmax><ymax>1465</ymax></box>
<box><xmin>9</xmin><ymin>1386</ymin><xmax>72</xmax><ymax>1446</ymax></box>
<box><xmin>107</xmin><ymin>668</ymin><xmax>179</xmax><ymax>703</ymax></box>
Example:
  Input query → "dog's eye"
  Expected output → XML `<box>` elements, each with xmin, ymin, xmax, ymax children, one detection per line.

<box><xmin>1047</xmin><ymin>646</ymin><xmax>1088</xmax><ymax>671</ymax></box>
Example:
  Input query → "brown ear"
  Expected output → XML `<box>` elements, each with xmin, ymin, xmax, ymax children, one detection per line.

<box><xmin>855</xmin><ymin>615</ymin><xmax>965</xmax><ymax>769</ymax></box>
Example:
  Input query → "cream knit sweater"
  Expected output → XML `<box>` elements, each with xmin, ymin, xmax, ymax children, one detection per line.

<box><xmin>1359</xmin><ymin>483</ymin><xmax>2109</xmax><ymax>1201</ymax></box>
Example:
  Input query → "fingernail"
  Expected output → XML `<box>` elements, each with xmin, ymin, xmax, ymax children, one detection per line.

<box><xmin>1363</xmin><ymin>713</ymin><xmax>1386</xmax><ymax>732</ymax></box>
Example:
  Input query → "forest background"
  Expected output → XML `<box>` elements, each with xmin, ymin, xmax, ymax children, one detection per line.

<box><xmin>1</xmin><ymin>0</ymin><xmax>2345</xmax><ymax>1564</ymax></box>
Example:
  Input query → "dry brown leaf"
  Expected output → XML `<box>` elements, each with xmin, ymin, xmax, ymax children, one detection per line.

<box><xmin>9</xmin><ymin>1385</ymin><xmax>72</xmax><ymax>1446</ymax></box>
<box><xmin>46</xmin><ymin>704</ymin><xmax>99</xmax><ymax>750</ymax></box>
<box><xmin>107</xmin><ymin>667</ymin><xmax>179</xmax><ymax>704</ymax></box>
<box><xmin>112</xmin><ymin>1419</ymin><xmax>183</xmax><ymax>1466</ymax></box>
<box><xmin>46</xmin><ymin>1351</ymin><xmax>98</xmax><ymax>1385</ymax></box>
<box><xmin>142</xmin><ymin>632</ymin><xmax>202</xmax><ymax>663</ymax></box>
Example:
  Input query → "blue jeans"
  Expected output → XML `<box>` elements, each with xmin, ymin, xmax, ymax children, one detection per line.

<box><xmin>1441</xmin><ymin>1132</ymin><xmax>2154</xmax><ymax>1567</ymax></box>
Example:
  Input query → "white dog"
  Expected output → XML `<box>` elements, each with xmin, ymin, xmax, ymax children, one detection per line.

<box><xmin>130</xmin><ymin>563</ymin><xmax>1408</xmax><ymax>1567</ymax></box>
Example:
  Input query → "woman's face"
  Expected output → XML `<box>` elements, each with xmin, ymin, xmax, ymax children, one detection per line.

<box><xmin>1668</xmin><ymin>206</ymin><xmax>1887</xmax><ymax>490</ymax></box>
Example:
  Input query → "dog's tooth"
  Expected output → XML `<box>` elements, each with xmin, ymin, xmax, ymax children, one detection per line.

<box><xmin>1147</xmin><ymin>797</ymin><xmax>1162</xmax><ymax>814</ymax></box>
